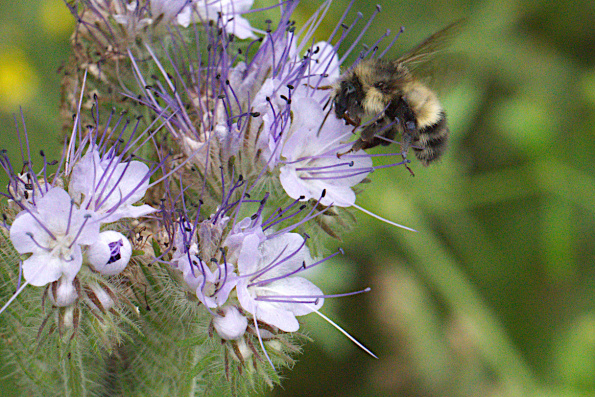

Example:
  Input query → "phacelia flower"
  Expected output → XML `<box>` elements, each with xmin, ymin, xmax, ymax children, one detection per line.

<box><xmin>107</xmin><ymin>0</ymin><xmax>256</xmax><ymax>37</ymax></box>
<box><xmin>68</xmin><ymin>145</ymin><xmax>156</xmax><ymax>224</ymax></box>
<box><xmin>227</xmin><ymin>219</ymin><xmax>323</xmax><ymax>332</ymax></box>
<box><xmin>189</xmin><ymin>0</ymin><xmax>256</xmax><ymax>39</ymax></box>
<box><xmin>171</xmin><ymin>215</ymin><xmax>238</xmax><ymax>307</ymax></box>
<box><xmin>184</xmin><ymin>255</ymin><xmax>238</xmax><ymax>308</ymax></box>
<box><xmin>9</xmin><ymin>187</ymin><xmax>100</xmax><ymax>286</ymax></box>
<box><xmin>149</xmin><ymin>0</ymin><xmax>193</xmax><ymax>26</ymax></box>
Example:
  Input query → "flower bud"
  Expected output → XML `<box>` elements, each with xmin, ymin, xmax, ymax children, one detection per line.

<box><xmin>85</xmin><ymin>283</ymin><xmax>115</xmax><ymax>312</ymax></box>
<box><xmin>48</xmin><ymin>277</ymin><xmax>79</xmax><ymax>307</ymax></box>
<box><xmin>87</xmin><ymin>231</ymin><xmax>132</xmax><ymax>276</ymax></box>
<box><xmin>213</xmin><ymin>306</ymin><xmax>248</xmax><ymax>340</ymax></box>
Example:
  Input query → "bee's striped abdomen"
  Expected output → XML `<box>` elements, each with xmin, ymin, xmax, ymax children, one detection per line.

<box><xmin>413</xmin><ymin>111</ymin><xmax>449</xmax><ymax>166</ymax></box>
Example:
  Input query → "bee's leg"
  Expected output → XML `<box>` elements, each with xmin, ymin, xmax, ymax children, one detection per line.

<box><xmin>397</xmin><ymin>122</ymin><xmax>417</xmax><ymax>176</ymax></box>
<box><xmin>387</xmin><ymin>97</ymin><xmax>417</xmax><ymax>175</ymax></box>
<box><xmin>336</xmin><ymin>116</ymin><xmax>364</xmax><ymax>158</ymax></box>
<box><xmin>337</xmin><ymin>126</ymin><xmax>364</xmax><ymax>157</ymax></box>
<box><xmin>305</xmin><ymin>84</ymin><xmax>333</xmax><ymax>90</ymax></box>
<box><xmin>360</xmin><ymin>118</ymin><xmax>384</xmax><ymax>143</ymax></box>
<box><xmin>339</xmin><ymin>116</ymin><xmax>391</xmax><ymax>156</ymax></box>
<box><xmin>343</xmin><ymin>113</ymin><xmax>361</xmax><ymax>127</ymax></box>
<box><xmin>399</xmin><ymin>133</ymin><xmax>415</xmax><ymax>176</ymax></box>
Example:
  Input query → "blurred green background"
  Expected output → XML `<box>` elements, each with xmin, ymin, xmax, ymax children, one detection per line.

<box><xmin>2</xmin><ymin>0</ymin><xmax>595</xmax><ymax>396</ymax></box>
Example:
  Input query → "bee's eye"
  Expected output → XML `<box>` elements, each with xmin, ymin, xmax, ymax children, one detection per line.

<box><xmin>344</xmin><ymin>82</ymin><xmax>356</xmax><ymax>95</ymax></box>
<box><xmin>374</xmin><ymin>81</ymin><xmax>388</xmax><ymax>91</ymax></box>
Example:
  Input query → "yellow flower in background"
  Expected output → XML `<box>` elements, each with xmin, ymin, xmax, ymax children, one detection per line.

<box><xmin>40</xmin><ymin>0</ymin><xmax>74</xmax><ymax>37</ymax></box>
<box><xmin>0</xmin><ymin>47</ymin><xmax>38</xmax><ymax>112</ymax></box>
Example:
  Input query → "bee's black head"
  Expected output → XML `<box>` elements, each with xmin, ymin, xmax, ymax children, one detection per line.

<box><xmin>334</xmin><ymin>77</ymin><xmax>364</xmax><ymax>121</ymax></box>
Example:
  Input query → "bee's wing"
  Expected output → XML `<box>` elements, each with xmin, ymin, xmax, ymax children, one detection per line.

<box><xmin>394</xmin><ymin>20</ymin><xmax>465</xmax><ymax>68</ymax></box>
<box><xmin>394</xmin><ymin>19</ymin><xmax>466</xmax><ymax>95</ymax></box>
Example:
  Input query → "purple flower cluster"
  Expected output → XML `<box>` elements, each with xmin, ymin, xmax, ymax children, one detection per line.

<box><xmin>1</xmin><ymin>110</ymin><xmax>157</xmax><ymax>306</ymax></box>
<box><xmin>0</xmin><ymin>0</ymin><xmax>412</xmax><ymax>390</ymax></box>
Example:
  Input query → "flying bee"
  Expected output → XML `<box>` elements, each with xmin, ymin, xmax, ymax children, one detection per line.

<box><xmin>333</xmin><ymin>21</ymin><xmax>462</xmax><ymax>169</ymax></box>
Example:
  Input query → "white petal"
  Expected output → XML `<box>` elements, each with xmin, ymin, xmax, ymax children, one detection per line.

<box><xmin>22</xmin><ymin>246</ymin><xmax>83</xmax><ymax>287</ymax></box>
<box><xmin>259</xmin><ymin>232</ymin><xmax>309</xmax><ymax>276</ymax></box>
<box><xmin>69</xmin><ymin>149</ymin><xmax>101</xmax><ymax>203</ymax></box>
<box><xmin>110</xmin><ymin>160</ymin><xmax>151</xmax><ymax>205</ymax></box>
<box><xmin>309</xmin><ymin>41</ymin><xmax>340</xmax><ymax>78</ymax></box>
<box><xmin>224</xmin><ymin>16</ymin><xmax>255</xmax><ymax>39</ymax></box>
<box><xmin>101</xmin><ymin>203</ymin><xmax>157</xmax><ymax>224</ymax></box>
<box><xmin>236</xmin><ymin>233</ymin><xmax>264</xmax><ymax>275</ymax></box>
<box><xmin>10</xmin><ymin>212</ymin><xmax>42</xmax><ymax>254</ymax></box>
<box><xmin>265</xmin><ymin>276</ymin><xmax>324</xmax><ymax>316</ymax></box>
<box><xmin>236</xmin><ymin>279</ymin><xmax>300</xmax><ymax>332</ymax></box>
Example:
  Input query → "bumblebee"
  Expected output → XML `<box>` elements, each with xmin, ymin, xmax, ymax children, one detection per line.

<box><xmin>333</xmin><ymin>21</ymin><xmax>460</xmax><ymax>168</ymax></box>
